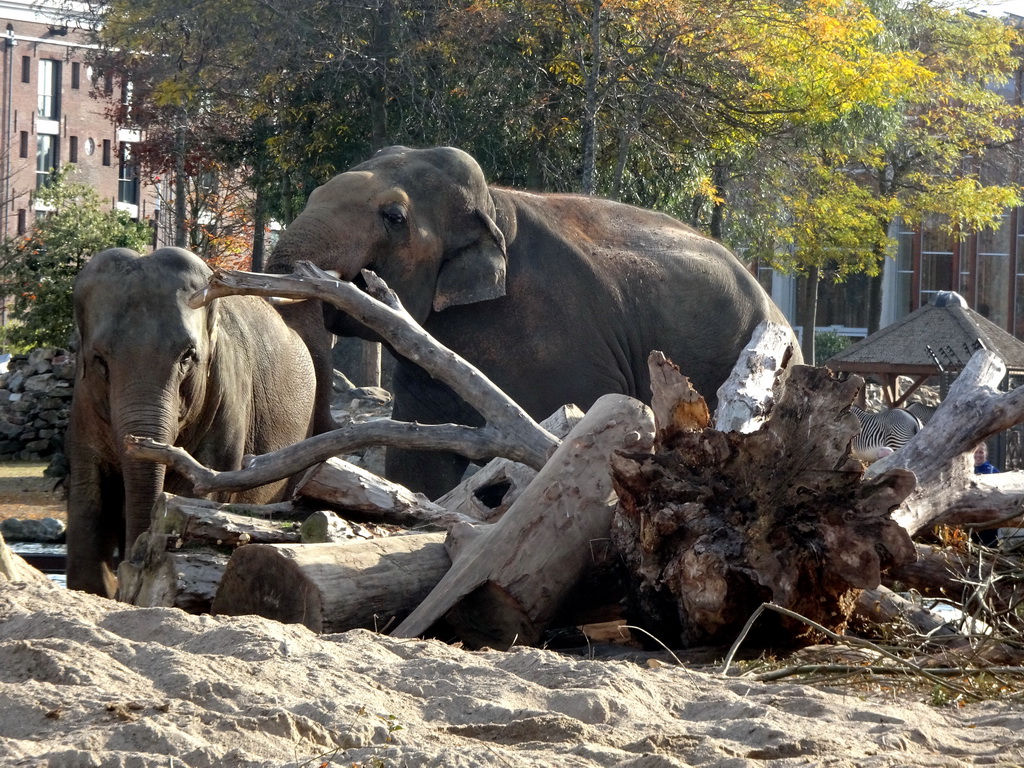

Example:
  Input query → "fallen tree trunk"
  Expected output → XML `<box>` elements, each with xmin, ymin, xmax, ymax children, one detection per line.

<box><xmin>295</xmin><ymin>457</ymin><xmax>477</xmax><ymax>529</ymax></box>
<box><xmin>116</xmin><ymin>493</ymin><xmax>306</xmax><ymax>611</ymax></box>
<box><xmin>152</xmin><ymin>493</ymin><xmax>304</xmax><ymax>547</ymax></box>
<box><xmin>117</xmin><ymin>534</ymin><xmax>229</xmax><ymax>613</ymax></box>
<box><xmin>211</xmin><ymin>533</ymin><xmax>451</xmax><ymax>633</ymax></box>
<box><xmin>610</xmin><ymin>347</ymin><xmax>917</xmax><ymax>648</ymax></box>
<box><xmin>882</xmin><ymin>544</ymin><xmax>1001</xmax><ymax>603</ymax></box>
<box><xmin>866</xmin><ymin>349</ymin><xmax>1024</xmax><ymax>536</ymax></box>
<box><xmin>712</xmin><ymin>320</ymin><xmax>796</xmax><ymax>434</ymax></box>
<box><xmin>856</xmin><ymin>587</ymin><xmax>1024</xmax><ymax>665</ymax></box>
<box><xmin>433</xmin><ymin>405</ymin><xmax>584</xmax><ymax>523</ymax></box>
<box><xmin>0</xmin><ymin>532</ymin><xmax>49</xmax><ymax>584</ymax></box>
<box><xmin>392</xmin><ymin>393</ymin><xmax>655</xmax><ymax>649</ymax></box>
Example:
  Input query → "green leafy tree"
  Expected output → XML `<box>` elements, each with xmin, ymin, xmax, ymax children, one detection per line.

<box><xmin>726</xmin><ymin>2</ymin><xmax>1023</xmax><ymax>361</ymax></box>
<box><xmin>85</xmin><ymin>0</ymin><xmax>1024</xmax><ymax>342</ymax></box>
<box><xmin>0</xmin><ymin>169</ymin><xmax>152</xmax><ymax>351</ymax></box>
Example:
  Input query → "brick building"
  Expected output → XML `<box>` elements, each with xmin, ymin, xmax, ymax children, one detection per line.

<box><xmin>0</xmin><ymin>0</ymin><xmax>158</xmax><ymax>240</ymax></box>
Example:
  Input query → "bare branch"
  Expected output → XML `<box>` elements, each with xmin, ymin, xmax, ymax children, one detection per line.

<box><xmin>126</xmin><ymin>263</ymin><xmax>560</xmax><ymax>497</ymax></box>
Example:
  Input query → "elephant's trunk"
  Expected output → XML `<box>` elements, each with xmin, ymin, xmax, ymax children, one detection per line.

<box><xmin>112</xmin><ymin>383</ymin><xmax>176</xmax><ymax>556</ymax></box>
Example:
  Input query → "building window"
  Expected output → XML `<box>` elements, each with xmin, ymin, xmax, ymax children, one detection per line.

<box><xmin>919</xmin><ymin>213</ymin><xmax>954</xmax><ymax>308</ymax></box>
<box><xmin>16</xmin><ymin>210</ymin><xmax>25</xmax><ymax>235</ymax></box>
<box><xmin>18</xmin><ymin>131</ymin><xmax>27</xmax><ymax>158</ymax></box>
<box><xmin>102</xmin><ymin>139</ymin><xmax>111</xmax><ymax>166</ymax></box>
<box><xmin>71</xmin><ymin>62</ymin><xmax>80</xmax><ymax>90</ymax></box>
<box><xmin>103</xmin><ymin>72</ymin><xmax>113</xmax><ymax>95</ymax></box>
<box><xmin>36</xmin><ymin>134</ymin><xmax>57</xmax><ymax>188</ymax></box>
<box><xmin>976</xmin><ymin>214</ymin><xmax>1011</xmax><ymax>329</ymax></box>
<box><xmin>118</xmin><ymin>143</ymin><xmax>139</xmax><ymax>205</ymax></box>
<box><xmin>69</xmin><ymin>135</ymin><xmax>78</xmax><ymax>163</ymax></box>
<box><xmin>121</xmin><ymin>81</ymin><xmax>134</xmax><ymax>125</ymax></box>
<box><xmin>20</xmin><ymin>56</ymin><xmax>29</xmax><ymax>84</ymax></box>
<box><xmin>37</xmin><ymin>60</ymin><xmax>60</xmax><ymax>120</ymax></box>
<box><xmin>895</xmin><ymin>218</ymin><xmax>916</xmax><ymax>319</ymax></box>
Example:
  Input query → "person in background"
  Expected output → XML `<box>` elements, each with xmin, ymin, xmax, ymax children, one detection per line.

<box><xmin>973</xmin><ymin>442</ymin><xmax>1000</xmax><ymax>545</ymax></box>
<box><xmin>974</xmin><ymin>442</ymin><xmax>999</xmax><ymax>475</ymax></box>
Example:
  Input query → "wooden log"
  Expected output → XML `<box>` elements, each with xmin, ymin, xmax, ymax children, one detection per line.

<box><xmin>434</xmin><ymin>405</ymin><xmax>585</xmax><ymax>523</ymax></box>
<box><xmin>856</xmin><ymin>586</ymin><xmax>981</xmax><ymax>650</ymax></box>
<box><xmin>211</xmin><ymin>533</ymin><xmax>451</xmax><ymax>633</ymax></box>
<box><xmin>611</xmin><ymin>354</ymin><xmax>917</xmax><ymax>648</ymax></box>
<box><xmin>153</xmin><ymin>493</ymin><xmax>303</xmax><ymax>546</ymax></box>
<box><xmin>295</xmin><ymin>457</ymin><xmax>477</xmax><ymax>529</ymax></box>
<box><xmin>115</xmin><ymin>493</ymin><xmax>302</xmax><ymax>612</ymax></box>
<box><xmin>883</xmin><ymin>541</ymin><xmax>1024</xmax><ymax>634</ymax></box>
<box><xmin>865</xmin><ymin>349</ymin><xmax>1024</xmax><ymax>536</ymax></box>
<box><xmin>0</xmin><ymin>532</ymin><xmax>49</xmax><ymax>584</ymax></box>
<box><xmin>713</xmin><ymin>320</ymin><xmax>796</xmax><ymax>434</ymax></box>
<box><xmin>647</xmin><ymin>351</ymin><xmax>710</xmax><ymax>440</ymax></box>
<box><xmin>392</xmin><ymin>393</ymin><xmax>656</xmax><ymax>649</ymax></box>
<box><xmin>883</xmin><ymin>544</ymin><xmax>980</xmax><ymax>601</ymax></box>
<box><xmin>856</xmin><ymin>587</ymin><xmax>1024</xmax><ymax>665</ymax></box>
<box><xmin>299</xmin><ymin>509</ymin><xmax>396</xmax><ymax>543</ymax></box>
<box><xmin>904</xmin><ymin>472</ymin><xmax>1024</xmax><ymax>534</ymax></box>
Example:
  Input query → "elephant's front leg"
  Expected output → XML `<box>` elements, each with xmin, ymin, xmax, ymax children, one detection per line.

<box><xmin>65</xmin><ymin>465</ymin><xmax>122</xmax><ymax>598</ymax></box>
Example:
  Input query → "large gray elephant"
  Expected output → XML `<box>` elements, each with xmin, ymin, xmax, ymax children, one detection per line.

<box><xmin>268</xmin><ymin>146</ymin><xmax>799</xmax><ymax>499</ymax></box>
<box><xmin>66</xmin><ymin>247</ymin><xmax>316</xmax><ymax>598</ymax></box>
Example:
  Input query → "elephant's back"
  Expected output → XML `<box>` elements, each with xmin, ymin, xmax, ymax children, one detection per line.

<box><xmin>497</xmin><ymin>188</ymin><xmax>771</xmax><ymax>303</ymax></box>
<box><xmin>497</xmin><ymin>187</ymin><xmax>782</xmax><ymax>326</ymax></box>
<box><xmin>473</xmin><ymin>189</ymin><xmax>795</xmax><ymax>408</ymax></box>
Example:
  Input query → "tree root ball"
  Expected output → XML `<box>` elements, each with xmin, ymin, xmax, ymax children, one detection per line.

<box><xmin>610</xmin><ymin>365</ymin><xmax>917</xmax><ymax>649</ymax></box>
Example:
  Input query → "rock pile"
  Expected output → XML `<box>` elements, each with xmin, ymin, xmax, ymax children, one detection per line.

<box><xmin>0</xmin><ymin>516</ymin><xmax>65</xmax><ymax>542</ymax></box>
<box><xmin>0</xmin><ymin>347</ymin><xmax>74</xmax><ymax>462</ymax></box>
<box><xmin>0</xmin><ymin>349</ymin><xmax>392</xmax><ymax>468</ymax></box>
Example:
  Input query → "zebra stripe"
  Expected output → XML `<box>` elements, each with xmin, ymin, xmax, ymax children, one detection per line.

<box><xmin>904</xmin><ymin>401</ymin><xmax>938</xmax><ymax>425</ymax></box>
<box><xmin>850</xmin><ymin>406</ymin><xmax>924</xmax><ymax>463</ymax></box>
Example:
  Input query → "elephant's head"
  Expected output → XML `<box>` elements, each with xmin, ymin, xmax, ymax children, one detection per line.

<box><xmin>73</xmin><ymin>247</ymin><xmax>220</xmax><ymax>550</ymax></box>
<box><xmin>267</xmin><ymin>146</ymin><xmax>510</xmax><ymax>328</ymax></box>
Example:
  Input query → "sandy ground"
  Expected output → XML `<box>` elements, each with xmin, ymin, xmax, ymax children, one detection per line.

<box><xmin>3</xmin><ymin>461</ymin><xmax>1024</xmax><ymax>767</ymax></box>
<box><xmin>3</xmin><ymin>576</ymin><xmax>1024</xmax><ymax>768</ymax></box>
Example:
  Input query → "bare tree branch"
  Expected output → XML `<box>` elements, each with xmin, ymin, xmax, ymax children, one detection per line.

<box><xmin>126</xmin><ymin>263</ymin><xmax>559</xmax><ymax>495</ymax></box>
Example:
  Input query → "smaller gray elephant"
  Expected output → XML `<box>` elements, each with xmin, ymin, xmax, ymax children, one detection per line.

<box><xmin>65</xmin><ymin>247</ymin><xmax>316</xmax><ymax>598</ymax></box>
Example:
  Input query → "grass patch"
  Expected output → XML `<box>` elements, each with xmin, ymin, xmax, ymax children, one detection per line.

<box><xmin>0</xmin><ymin>461</ymin><xmax>60</xmax><ymax>506</ymax></box>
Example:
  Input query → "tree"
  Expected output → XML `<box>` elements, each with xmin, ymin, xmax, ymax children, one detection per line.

<box><xmin>84</xmin><ymin>0</ymin><xmax>1024</xmax><ymax>344</ymax></box>
<box><xmin>0</xmin><ymin>169</ymin><xmax>152</xmax><ymax>350</ymax></box>
<box><xmin>724</xmin><ymin>2</ymin><xmax>1024</xmax><ymax>357</ymax></box>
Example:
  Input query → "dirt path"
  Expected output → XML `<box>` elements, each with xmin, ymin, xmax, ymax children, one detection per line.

<box><xmin>0</xmin><ymin>462</ymin><xmax>65</xmax><ymax>522</ymax></box>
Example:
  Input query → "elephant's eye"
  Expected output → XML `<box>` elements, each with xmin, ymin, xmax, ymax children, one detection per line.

<box><xmin>179</xmin><ymin>346</ymin><xmax>199</xmax><ymax>371</ymax></box>
<box><xmin>92</xmin><ymin>354</ymin><xmax>108</xmax><ymax>380</ymax></box>
<box><xmin>381</xmin><ymin>203</ymin><xmax>407</xmax><ymax>228</ymax></box>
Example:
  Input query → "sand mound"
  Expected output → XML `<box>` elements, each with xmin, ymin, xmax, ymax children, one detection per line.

<box><xmin>1</xmin><ymin>580</ymin><xmax>1022</xmax><ymax>767</ymax></box>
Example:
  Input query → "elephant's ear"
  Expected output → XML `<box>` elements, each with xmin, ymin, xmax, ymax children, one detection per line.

<box><xmin>433</xmin><ymin>209</ymin><xmax>507</xmax><ymax>312</ymax></box>
<box><xmin>205</xmin><ymin>295</ymin><xmax>220</xmax><ymax>346</ymax></box>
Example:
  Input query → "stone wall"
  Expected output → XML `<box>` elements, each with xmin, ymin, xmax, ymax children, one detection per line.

<box><xmin>0</xmin><ymin>348</ymin><xmax>74</xmax><ymax>462</ymax></box>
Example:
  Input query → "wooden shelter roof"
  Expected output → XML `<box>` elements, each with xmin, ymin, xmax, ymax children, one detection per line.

<box><xmin>825</xmin><ymin>292</ymin><xmax>1024</xmax><ymax>405</ymax></box>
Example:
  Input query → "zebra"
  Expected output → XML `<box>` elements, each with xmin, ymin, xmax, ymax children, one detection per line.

<box><xmin>850</xmin><ymin>406</ymin><xmax>924</xmax><ymax>463</ymax></box>
<box><xmin>904</xmin><ymin>400</ymin><xmax>938</xmax><ymax>425</ymax></box>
